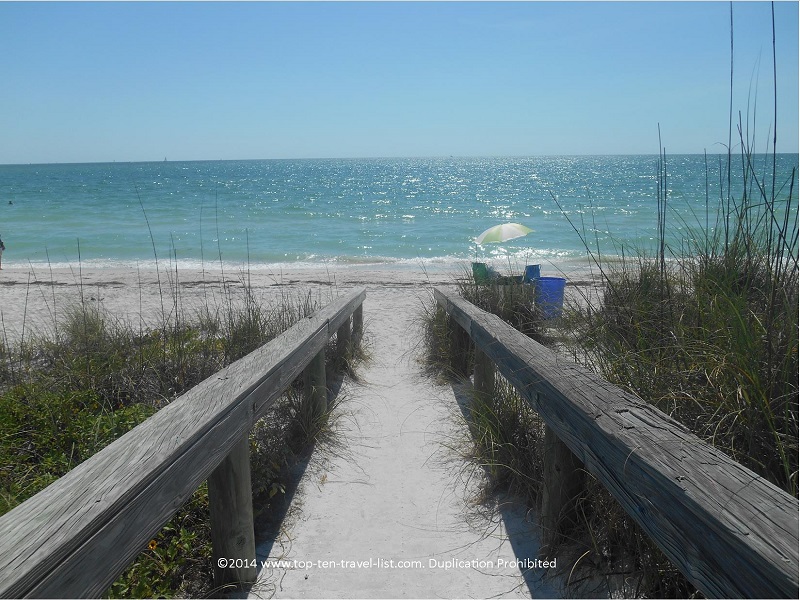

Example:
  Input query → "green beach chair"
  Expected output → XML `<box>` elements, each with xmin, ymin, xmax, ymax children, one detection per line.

<box><xmin>472</xmin><ymin>262</ymin><xmax>492</xmax><ymax>284</ymax></box>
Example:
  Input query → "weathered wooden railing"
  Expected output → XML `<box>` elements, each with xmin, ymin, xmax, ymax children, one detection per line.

<box><xmin>434</xmin><ymin>287</ymin><xmax>798</xmax><ymax>599</ymax></box>
<box><xmin>0</xmin><ymin>287</ymin><xmax>366</xmax><ymax>598</ymax></box>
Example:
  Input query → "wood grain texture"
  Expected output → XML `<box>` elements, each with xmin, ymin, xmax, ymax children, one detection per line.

<box><xmin>472</xmin><ymin>347</ymin><xmax>495</xmax><ymax>402</ymax></box>
<box><xmin>208</xmin><ymin>435</ymin><xmax>257</xmax><ymax>587</ymax></box>
<box><xmin>540</xmin><ymin>424</ymin><xmax>585</xmax><ymax>550</ymax></box>
<box><xmin>0</xmin><ymin>288</ymin><xmax>365</xmax><ymax>598</ymax></box>
<box><xmin>435</xmin><ymin>287</ymin><xmax>798</xmax><ymax>599</ymax></box>
<box><xmin>352</xmin><ymin>304</ymin><xmax>363</xmax><ymax>342</ymax></box>
<box><xmin>336</xmin><ymin>316</ymin><xmax>351</xmax><ymax>363</ymax></box>
<box><xmin>303</xmin><ymin>348</ymin><xmax>327</xmax><ymax>419</ymax></box>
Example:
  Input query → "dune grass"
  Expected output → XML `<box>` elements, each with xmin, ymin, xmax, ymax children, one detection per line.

<box><xmin>0</xmin><ymin>271</ymin><xmax>361</xmax><ymax>598</ymax></box>
<box><xmin>564</xmin><ymin>144</ymin><xmax>798</xmax><ymax>495</ymax></box>
<box><xmin>557</xmin><ymin>139</ymin><xmax>796</xmax><ymax>596</ymax></box>
<box><xmin>419</xmin><ymin>138</ymin><xmax>796</xmax><ymax>596</ymax></box>
<box><xmin>418</xmin><ymin>280</ymin><xmax>548</xmax><ymax>502</ymax></box>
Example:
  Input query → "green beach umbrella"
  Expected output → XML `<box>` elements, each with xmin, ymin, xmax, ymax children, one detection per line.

<box><xmin>475</xmin><ymin>223</ymin><xmax>533</xmax><ymax>245</ymax></box>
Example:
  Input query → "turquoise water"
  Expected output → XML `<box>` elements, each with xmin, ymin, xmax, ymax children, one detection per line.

<box><xmin>0</xmin><ymin>155</ymin><xmax>796</xmax><ymax>269</ymax></box>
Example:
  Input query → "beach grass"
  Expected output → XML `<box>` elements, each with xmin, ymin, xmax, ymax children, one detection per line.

<box><xmin>418</xmin><ymin>280</ymin><xmax>548</xmax><ymax>500</ymax></box>
<box><xmin>420</xmin><ymin>139</ymin><xmax>796</xmax><ymax>597</ymax></box>
<box><xmin>0</xmin><ymin>270</ymin><xmax>361</xmax><ymax>598</ymax></box>
<box><xmin>462</xmin><ymin>377</ymin><xmax>544</xmax><ymax>508</ymax></box>
<box><xmin>418</xmin><ymin>265</ymin><xmax>548</xmax><ymax>377</ymax></box>
<box><xmin>564</xmin><ymin>143</ymin><xmax>798</xmax><ymax>495</ymax></box>
<box><xmin>557</xmin><ymin>136</ymin><xmax>796</xmax><ymax>595</ymax></box>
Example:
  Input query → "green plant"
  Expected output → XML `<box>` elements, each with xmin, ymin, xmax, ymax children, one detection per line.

<box><xmin>462</xmin><ymin>378</ymin><xmax>544</xmax><ymax>507</ymax></box>
<box><xmin>417</xmin><ymin>289</ymin><xmax>545</xmax><ymax>518</ymax></box>
<box><xmin>569</xmin><ymin>154</ymin><xmax>798</xmax><ymax>494</ymax></box>
<box><xmin>418</xmin><ymin>300</ymin><xmax>457</xmax><ymax>378</ymax></box>
<box><xmin>0</xmin><ymin>386</ymin><xmax>155</xmax><ymax>515</ymax></box>
<box><xmin>0</xmin><ymin>266</ymin><xmax>366</xmax><ymax>597</ymax></box>
<box><xmin>107</xmin><ymin>487</ymin><xmax>212</xmax><ymax>599</ymax></box>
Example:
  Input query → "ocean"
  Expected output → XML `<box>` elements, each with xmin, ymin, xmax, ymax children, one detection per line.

<box><xmin>0</xmin><ymin>155</ymin><xmax>797</xmax><ymax>271</ymax></box>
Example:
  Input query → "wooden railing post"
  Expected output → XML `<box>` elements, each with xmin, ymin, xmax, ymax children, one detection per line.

<box><xmin>473</xmin><ymin>346</ymin><xmax>495</xmax><ymax>401</ymax></box>
<box><xmin>304</xmin><ymin>347</ymin><xmax>327</xmax><ymax>418</ymax></box>
<box><xmin>337</xmin><ymin>315</ymin><xmax>351</xmax><ymax>364</ymax></box>
<box><xmin>539</xmin><ymin>425</ymin><xmax>585</xmax><ymax>553</ymax></box>
<box><xmin>208</xmin><ymin>434</ymin><xmax>257</xmax><ymax>587</ymax></box>
<box><xmin>449</xmin><ymin>321</ymin><xmax>471</xmax><ymax>378</ymax></box>
<box><xmin>352</xmin><ymin>304</ymin><xmax>363</xmax><ymax>342</ymax></box>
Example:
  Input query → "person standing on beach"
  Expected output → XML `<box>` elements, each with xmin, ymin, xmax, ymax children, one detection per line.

<box><xmin>0</xmin><ymin>235</ymin><xmax>4</xmax><ymax>269</ymax></box>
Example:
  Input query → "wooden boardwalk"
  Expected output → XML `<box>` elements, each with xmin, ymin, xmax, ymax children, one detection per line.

<box><xmin>247</xmin><ymin>286</ymin><xmax>562</xmax><ymax>598</ymax></box>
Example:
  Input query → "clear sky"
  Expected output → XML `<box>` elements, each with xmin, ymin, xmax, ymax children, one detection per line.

<box><xmin>1</xmin><ymin>1</ymin><xmax>797</xmax><ymax>163</ymax></box>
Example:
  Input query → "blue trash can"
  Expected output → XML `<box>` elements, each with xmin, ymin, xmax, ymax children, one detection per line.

<box><xmin>536</xmin><ymin>276</ymin><xmax>566</xmax><ymax>319</ymax></box>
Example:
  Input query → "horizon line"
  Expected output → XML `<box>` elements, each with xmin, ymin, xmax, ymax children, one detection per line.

<box><xmin>4</xmin><ymin>151</ymin><xmax>799</xmax><ymax>167</ymax></box>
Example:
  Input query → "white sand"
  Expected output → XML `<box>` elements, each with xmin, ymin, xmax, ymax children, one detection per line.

<box><xmin>248</xmin><ymin>285</ymin><xmax>563</xmax><ymax>599</ymax></box>
<box><xmin>0</xmin><ymin>262</ymin><xmax>589</xmax><ymax>598</ymax></box>
<box><xmin>0</xmin><ymin>263</ymin><xmax>456</xmax><ymax>343</ymax></box>
<box><xmin>0</xmin><ymin>260</ymin><xmax>599</xmax><ymax>344</ymax></box>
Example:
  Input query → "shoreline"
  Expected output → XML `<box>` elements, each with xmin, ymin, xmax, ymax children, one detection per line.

<box><xmin>0</xmin><ymin>260</ymin><xmax>602</xmax><ymax>344</ymax></box>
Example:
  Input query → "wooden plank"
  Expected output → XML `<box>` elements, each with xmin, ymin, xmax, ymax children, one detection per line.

<box><xmin>439</xmin><ymin>287</ymin><xmax>472</xmax><ymax>378</ymax></box>
<box><xmin>336</xmin><ymin>316</ymin><xmax>351</xmax><ymax>362</ymax></box>
<box><xmin>472</xmin><ymin>346</ymin><xmax>494</xmax><ymax>402</ymax></box>
<box><xmin>449</xmin><ymin>322</ymin><xmax>471</xmax><ymax>378</ymax></box>
<box><xmin>304</xmin><ymin>348</ymin><xmax>327</xmax><ymax>419</ymax></box>
<box><xmin>540</xmin><ymin>424</ymin><xmax>585</xmax><ymax>551</ymax></box>
<box><xmin>25</xmin><ymin>376</ymin><xmax>271</xmax><ymax>598</ymax></box>
<box><xmin>328</xmin><ymin>289</ymin><xmax>365</xmax><ymax>335</ymax></box>
<box><xmin>0</xmin><ymin>288</ymin><xmax>365</xmax><ymax>598</ymax></box>
<box><xmin>352</xmin><ymin>304</ymin><xmax>363</xmax><ymax>342</ymax></box>
<box><xmin>433</xmin><ymin>287</ymin><xmax>471</xmax><ymax>332</ymax></box>
<box><xmin>435</xmin><ymin>288</ymin><xmax>799</xmax><ymax>599</ymax></box>
<box><xmin>208</xmin><ymin>435</ymin><xmax>257</xmax><ymax>587</ymax></box>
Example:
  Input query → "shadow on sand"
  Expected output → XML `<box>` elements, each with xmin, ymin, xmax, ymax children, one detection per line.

<box><xmin>224</xmin><ymin>372</ymin><xmax>349</xmax><ymax>599</ymax></box>
<box><xmin>449</xmin><ymin>379</ymin><xmax>565</xmax><ymax>598</ymax></box>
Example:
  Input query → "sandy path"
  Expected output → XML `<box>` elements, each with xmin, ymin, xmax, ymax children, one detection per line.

<box><xmin>248</xmin><ymin>285</ymin><xmax>562</xmax><ymax>599</ymax></box>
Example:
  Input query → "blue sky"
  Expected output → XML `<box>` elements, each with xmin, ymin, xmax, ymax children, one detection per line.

<box><xmin>1</xmin><ymin>1</ymin><xmax>797</xmax><ymax>163</ymax></box>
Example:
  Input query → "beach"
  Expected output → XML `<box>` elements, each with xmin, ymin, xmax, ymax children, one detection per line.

<box><xmin>1</xmin><ymin>1</ymin><xmax>797</xmax><ymax>593</ymax></box>
<box><xmin>0</xmin><ymin>261</ymin><xmax>599</xmax><ymax>345</ymax></box>
<box><xmin>0</xmin><ymin>264</ymin><xmax>453</xmax><ymax>345</ymax></box>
